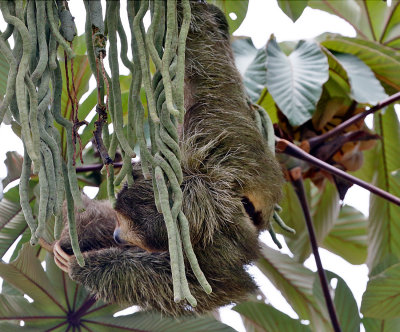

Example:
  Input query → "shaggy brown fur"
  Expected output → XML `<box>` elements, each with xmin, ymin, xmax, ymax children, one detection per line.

<box><xmin>58</xmin><ymin>1</ymin><xmax>283</xmax><ymax>316</ymax></box>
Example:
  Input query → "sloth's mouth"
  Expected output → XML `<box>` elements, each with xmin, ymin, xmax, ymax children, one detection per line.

<box><xmin>241</xmin><ymin>196</ymin><xmax>263</xmax><ymax>227</ymax></box>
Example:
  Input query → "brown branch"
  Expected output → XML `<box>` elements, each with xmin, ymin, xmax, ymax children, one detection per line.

<box><xmin>308</xmin><ymin>91</ymin><xmax>400</xmax><ymax>150</ymax></box>
<box><xmin>93</xmin><ymin>104</ymin><xmax>113</xmax><ymax>165</ymax></box>
<box><xmin>39</xmin><ymin>238</ymin><xmax>53</xmax><ymax>253</ymax></box>
<box><xmin>276</xmin><ymin>137</ymin><xmax>400</xmax><ymax>206</ymax></box>
<box><xmin>75</xmin><ymin>161</ymin><xmax>123</xmax><ymax>173</ymax></box>
<box><xmin>289</xmin><ymin>167</ymin><xmax>342</xmax><ymax>332</ymax></box>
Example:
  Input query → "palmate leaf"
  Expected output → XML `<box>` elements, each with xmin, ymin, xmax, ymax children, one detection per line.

<box><xmin>234</xmin><ymin>301</ymin><xmax>311</xmax><ymax>332</ymax></box>
<box><xmin>320</xmin><ymin>34</ymin><xmax>400</xmax><ymax>93</ymax></box>
<box><xmin>309</xmin><ymin>0</ymin><xmax>400</xmax><ymax>48</ymax></box>
<box><xmin>279</xmin><ymin>180</ymin><xmax>340</xmax><ymax>263</ymax></box>
<box><xmin>322</xmin><ymin>205</ymin><xmax>367</xmax><ymax>265</ymax></box>
<box><xmin>0</xmin><ymin>245</ymin><xmax>64</xmax><ymax>312</ymax></box>
<box><xmin>277</xmin><ymin>0</ymin><xmax>308</xmax><ymax>22</ymax></box>
<box><xmin>266</xmin><ymin>37</ymin><xmax>329</xmax><ymax>126</ymax></box>
<box><xmin>361</xmin><ymin>262</ymin><xmax>400</xmax><ymax>319</ymax></box>
<box><xmin>0</xmin><ymin>244</ymin><xmax>236</xmax><ymax>331</ymax></box>
<box><xmin>257</xmin><ymin>244</ymin><xmax>332</xmax><ymax>331</ymax></box>
<box><xmin>367</xmin><ymin>108</ymin><xmax>400</xmax><ymax>270</ymax></box>
<box><xmin>0</xmin><ymin>184</ymin><xmax>36</xmax><ymax>259</ymax></box>
<box><xmin>313</xmin><ymin>271</ymin><xmax>360</xmax><ymax>332</ymax></box>
<box><xmin>363</xmin><ymin>317</ymin><xmax>400</xmax><ymax>332</ymax></box>
<box><xmin>209</xmin><ymin>0</ymin><xmax>249</xmax><ymax>34</ymax></box>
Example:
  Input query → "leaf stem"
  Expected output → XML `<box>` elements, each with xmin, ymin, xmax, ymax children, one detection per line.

<box><xmin>289</xmin><ymin>167</ymin><xmax>342</xmax><ymax>332</ymax></box>
<box><xmin>307</xmin><ymin>91</ymin><xmax>400</xmax><ymax>149</ymax></box>
<box><xmin>276</xmin><ymin>137</ymin><xmax>400</xmax><ymax>206</ymax></box>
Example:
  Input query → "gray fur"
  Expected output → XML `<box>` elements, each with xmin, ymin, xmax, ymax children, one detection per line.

<box><xmin>61</xmin><ymin>2</ymin><xmax>283</xmax><ymax>316</ymax></box>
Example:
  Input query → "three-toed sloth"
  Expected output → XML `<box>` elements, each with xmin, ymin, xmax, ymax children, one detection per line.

<box><xmin>54</xmin><ymin>1</ymin><xmax>283</xmax><ymax>316</ymax></box>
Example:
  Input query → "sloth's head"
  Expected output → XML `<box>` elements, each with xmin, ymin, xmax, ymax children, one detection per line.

<box><xmin>114</xmin><ymin>168</ymin><xmax>169</xmax><ymax>252</ymax></box>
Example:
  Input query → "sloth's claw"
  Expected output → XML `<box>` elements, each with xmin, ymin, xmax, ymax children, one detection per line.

<box><xmin>53</xmin><ymin>241</ymin><xmax>71</xmax><ymax>273</ymax></box>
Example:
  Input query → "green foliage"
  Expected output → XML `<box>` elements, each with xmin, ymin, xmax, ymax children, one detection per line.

<box><xmin>279</xmin><ymin>180</ymin><xmax>340</xmax><ymax>263</ymax></box>
<box><xmin>367</xmin><ymin>108</ymin><xmax>400</xmax><ymax>270</ymax></box>
<box><xmin>1</xmin><ymin>0</ymin><xmax>400</xmax><ymax>331</ymax></box>
<box><xmin>323</xmin><ymin>205</ymin><xmax>367</xmax><ymax>265</ymax></box>
<box><xmin>209</xmin><ymin>0</ymin><xmax>249</xmax><ymax>34</ymax></box>
<box><xmin>333</xmin><ymin>52</ymin><xmax>387</xmax><ymax>104</ymax></box>
<box><xmin>232</xmin><ymin>38</ymin><xmax>267</xmax><ymax>102</ymax></box>
<box><xmin>257</xmin><ymin>244</ymin><xmax>331</xmax><ymax>330</ymax></box>
<box><xmin>313</xmin><ymin>271</ymin><xmax>360</xmax><ymax>332</ymax></box>
<box><xmin>234</xmin><ymin>301</ymin><xmax>311</xmax><ymax>332</ymax></box>
<box><xmin>0</xmin><ymin>245</ymin><xmax>234</xmax><ymax>331</ymax></box>
<box><xmin>266</xmin><ymin>37</ymin><xmax>329</xmax><ymax>126</ymax></box>
<box><xmin>361</xmin><ymin>262</ymin><xmax>400</xmax><ymax>319</ymax></box>
<box><xmin>277</xmin><ymin>0</ymin><xmax>308</xmax><ymax>22</ymax></box>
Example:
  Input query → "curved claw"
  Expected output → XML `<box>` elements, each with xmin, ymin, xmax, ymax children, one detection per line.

<box><xmin>53</xmin><ymin>241</ymin><xmax>71</xmax><ymax>273</ymax></box>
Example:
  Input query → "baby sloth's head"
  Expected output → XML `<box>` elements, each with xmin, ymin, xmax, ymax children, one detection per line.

<box><xmin>114</xmin><ymin>169</ymin><xmax>169</xmax><ymax>252</ymax></box>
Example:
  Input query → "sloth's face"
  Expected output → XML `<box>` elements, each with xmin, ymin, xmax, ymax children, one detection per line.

<box><xmin>114</xmin><ymin>171</ymin><xmax>169</xmax><ymax>252</ymax></box>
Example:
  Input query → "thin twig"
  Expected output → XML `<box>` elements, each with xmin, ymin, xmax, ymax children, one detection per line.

<box><xmin>276</xmin><ymin>137</ymin><xmax>400</xmax><ymax>206</ymax></box>
<box><xmin>289</xmin><ymin>167</ymin><xmax>342</xmax><ymax>332</ymax></box>
<box><xmin>308</xmin><ymin>92</ymin><xmax>400</xmax><ymax>149</ymax></box>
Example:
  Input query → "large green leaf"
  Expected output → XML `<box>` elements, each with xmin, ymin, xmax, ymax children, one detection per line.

<box><xmin>367</xmin><ymin>108</ymin><xmax>400</xmax><ymax>270</ymax></box>
<box><xmin>0</xmin><ymin>245</ymin><xmax>236</xmax><ymax>331</ymax></box>
<box><xmin>0</xmin><ymin>183</ymin><xmax>37</xmax><ymax>259</ymax></box>
<box><xmin>309</xmin><ymin>0</ymin><xmax>400</xmax><ymax>47</ymax></box>
<box><xmin>232</xmin><ymin>38</ymin><xmax>268</xmax><ymax>102</ymax></box>
<box><xmin>333</xmin><ymin>52</ymin><xmax>387</xmax><ymax>104</ymax></box>
<box><xmin>279</xmin><ymin>180</ymin><xmax>340</xmax><ymax>262</ymax></box>
<box><xmin>363</xmin><ymin>317</ymin><xmax>400</xmax><ymax>332</ymax></box>
<box><xmin>257</xmin><ymin>244</ymin><xmax>331</xmax><ymax>331</ymax></box>
<box><xmin>84</xmin><ymin>313</ymin><xmax>237</xmax><ymax>332</ymax></box>
<box><xmin>361</xmin><ymin>262</ymin><xmax>400</xmax><ymax>319</ymax></box>
<box><xmin>313</xmin><ymin>271</ymin><xmax>360</xmax><ymax>332</ymax></box>
<box><xmin>266</xmin><ymin>37</ymin><xmax>329</xmax><ymax>126</ymax></box>
<box><xmin>234</xmin><ymin>301</ymin><xmax>311</xmax><ymax>332</ymax></box>
<box><xmin>321</xmin><ymin>47</ymin><xmax>351</xmax><ymax>100</ymax></box>
<box><xmin>232</xmin><ymin>37</ymin><xmax>258</xmax><ymax>76</ymax></box>
<box><xmin>322</xmin><ymin>205</ymin><xmax>367</xmax><ymax>265</ymax></box>
<box><xmin>277</xmin><ymin>0</ymin><xmax>307</xmax><ymax>22</ymax></box>
<box><xmin>321</xmin><ymin>35</ymin><xmax>400</xmax><ymax>92</ymax></box>
<box><xmin>257</xmin><ymin>89</ymin><xmax>278</xmax><ymax>124</ymax></box>
<box><xmin>209</xmin><ymin>0</ymin><xmax>249</xmax><ymax>34</ymax></box>
<box><xmin>0</xmin><ymin>245</ymin><xmax>63</xmax><ymax>312</ymax></box>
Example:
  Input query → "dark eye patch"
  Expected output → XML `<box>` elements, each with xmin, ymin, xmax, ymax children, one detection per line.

<box><xmin>241</xmin><ymin>196</ymin><xmax>263</xmax><ymax>227</ymax></box>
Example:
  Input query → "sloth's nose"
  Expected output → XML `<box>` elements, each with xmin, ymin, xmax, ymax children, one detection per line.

<box><xmin>113</xmin><ymin>228</ymin><xmax>124</xmax><ymax>244</ymax></box>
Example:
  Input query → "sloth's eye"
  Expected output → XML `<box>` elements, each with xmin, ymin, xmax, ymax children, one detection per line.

<box><xmin>241</xmin><ymin>196</ymin><xmax>262</xmax><ymax>227</ymax></box>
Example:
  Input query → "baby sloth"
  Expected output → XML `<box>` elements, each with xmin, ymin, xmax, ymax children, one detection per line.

<box><xmin>54</xmin><ymin>1</ymin><xmax>283</xmax><ymax>316</ymax></box>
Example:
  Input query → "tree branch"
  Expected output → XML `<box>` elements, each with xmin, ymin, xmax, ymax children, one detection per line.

<box><xmin>75</xmin><ymin>161</ymin><xmax>123</xmax><ymax>173</ymax></box>
<box><xmin>289</xmin><ymin>167</ymin><xmax>342</xmax><ymax>332</ymax></box>
<box><xmin>276</xmin><ymin>137</ymin><xmax>400</xmax><ymax>206</ymax></box>
<box><xmin>307</xmin><ymin>91</ymin><xmax>400</xmax><ymax>150</ymax></box>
